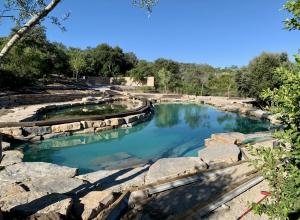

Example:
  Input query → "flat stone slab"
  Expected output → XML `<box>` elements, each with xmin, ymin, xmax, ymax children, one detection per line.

<box><xmin>23</xmin><ymin>177</ymin><xmax>85</xmax><ymax>194</ymax></box>
<box><xmin>210</xmin><ymin>132</ymin><xmax>246</xmax><ymax>145</ymax></box>
<box><xmin>145</xmin><ymin>157</ymin><xmax>207</xmax><ymax>185</ymax></box>
<box><xmin>0</xmin><ymin>150</ymin><xmax>23</xmax><ymax>167</ymax></box>
<box><xmin>76</xmin><ymin>165</ymin><xmax>149</xmax><ymax>192</ymax></box>
<box><xmin>0</xmin><ymin>162</ymin><xmax>77</xmax><ymax>183</ymax></box>
<box><xmin>198</xmin><ymin>142</ymin><xmax>241</xmax><ymax>165</ymax></box>
<box><xmin>0</xmin><ymin>191</ymin><xmax>72</xmax><ymax>216</ymax></box>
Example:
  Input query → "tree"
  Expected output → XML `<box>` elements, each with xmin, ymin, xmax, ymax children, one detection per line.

<box><xmin>154</xmin><ymin>58</ymin><xmax>181</xmax><ymax>92</ymax></box>
<box><xmin>250</xmin><ymin>1</ymin><xmax>300</xmax><ymax>219</ymax></box>
<box><xmin>128</xmin><ymin>60</ymin><xmax>153</xmax><ymax>82</ymax></box>
<box><xmin>157</xmin><ymin>68</ymin><xmax>172</xmax><ymax>92</ymax></box>
<box><xmin>68</xmin><ymin>48</ymin><xmax>87</xmax><ymax>80</ymax></box>
<box><xmin>252</xmin><ymin>61</ymin><xmax>300</xmax><ymax>219</ymax></box>
<box><xmin>237</xmin><ymin>52</ymin><xmax>290</xmax><ymax>99</ymax></box>
<box><xmin>207</xmin><ymin>73</ymin><xmax>238</xmax><ymax>97</ymax></box>
<box><xmin>0</xmin><ymin>26</ymin><xmax>71</xmax><ymax>87</ymax></box>
<box><xmin>0</xmin><ymin>0</ymin><xmax>158</xmax><ymax>63</ymax></box>
<box><xmin>284</xmin><ymin>0</ymin><xmax>300</xmax><ymax>30</ymax></box>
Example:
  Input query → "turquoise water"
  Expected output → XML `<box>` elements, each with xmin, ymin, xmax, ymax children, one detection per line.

<box><xmin>19</xmin><ymin>103</ymin><xmax>270</xmax><ymax>174</ymax></box>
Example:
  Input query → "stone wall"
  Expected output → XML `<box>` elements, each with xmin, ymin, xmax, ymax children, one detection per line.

<box><xmin>86</xmin><ymin>77</ymin><xmax>155</xmax><ymax>87</ymax></box>
<box><xmin>0</xmin><ymin>91</ymin><xmax>103</xmax><ymax>108</ymax></box>
<box><xmin>0</xmin><ymin>96</ymin><xmax>153</xmax><ymax>143</ymax></box>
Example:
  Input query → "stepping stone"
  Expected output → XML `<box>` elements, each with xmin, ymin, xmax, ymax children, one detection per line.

<box><xmin>198</xmin><ymin>142</ymin><xmax>241</xmax><ymax>166</ymax></box>
<box><xmin>210</xmin><ymin>132</ymin><xmax>246</xmax><ymax>145</ymax></box>
<box><xmin>145</xmin><ymin>157</ymin><xmax>207</xmax><ymax>185</ymax></box>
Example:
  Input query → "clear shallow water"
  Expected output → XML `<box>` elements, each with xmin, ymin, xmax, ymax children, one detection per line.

<box><xmin>18</xmin><ymin>103</ymin><xmax>270</xmax><ymax>174</ymax></box>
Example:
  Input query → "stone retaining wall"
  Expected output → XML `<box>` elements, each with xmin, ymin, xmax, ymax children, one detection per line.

<box><xmin>0</xmin><ymin>98</ymin><xmax>153</xmax><ymax>143</ymax></box>
<box><xmin>0</xmin><ymin>90</ymin><xmax>104</xmax><ymax>108</ymax></box>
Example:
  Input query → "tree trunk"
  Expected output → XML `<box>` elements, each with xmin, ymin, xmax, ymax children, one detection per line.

<box><xmin>227</xmin><ymin>83</ymin><xmax>232</xmax><ymax>99</ymax></box>
<box><xmin>0</xmin><ymin>0</ymin><xmax>61</xmax><ymax>63</ymax></box>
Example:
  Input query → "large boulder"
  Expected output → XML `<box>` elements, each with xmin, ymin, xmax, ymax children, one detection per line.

<box><xmin>74</xmin><ymin>191</ymin><xmax>115</xmax><ymax>220</ymax></box>
<box><xmin>0</xmin><ymin>162</ymin><xmax>77</xmax><ymax>183</ymax></box>
<box><xmin>145</xmin><ymin>158</ymin><xmax>207</xmax><ymax>185</ymax></box>
<box><xmin>210</xmin><ymin>132</ymin><xmax>246</xmax><ymax>145</ymax></box>
<box><xmin>51</xmin><ymin>122</ymin><xmax>81</xmax><ymax>133</ymax></box>
<box><xmin>0</xmin><ymin>192</ymin><xmax>72</xmax><ymax>217</ymax></box>
<box><xmin>23</xmin><ymin>126</ymin><xmax>51</xmax><ymax>136</ymax></box>
<box><xmin>23</xmin><ymin>177</ymin><xmax>85</xmax><ymax>195</ymax></box>
<box><xmin>198</xmin><ymin>142</ymin><xmax>241</xmax><ymax>165</ymax></box>
<box><xmin>110</xmin><ymin>118</ymin><xmax>125</xmax><ymax>127</ymax></box>
<box><xmin>0</xmin><ymin>150</ymin><xmax>23</xmax><ymax>167</ymax></box>
<box><xmin>76</xmin><ymin>165</ymin><xmax>149</xmax><ymax>192</ymax></box>
<box><xmin>0</xmin><ymin>127</ymin><xmax>22</xmax><ymax>136</ymax></box>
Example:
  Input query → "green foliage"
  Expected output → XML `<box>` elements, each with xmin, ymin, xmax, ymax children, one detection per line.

<box><xmin>68</xmin><ymin>48</ymin><xmax>87</xmax><ymax>80</ymax></box>
<box><xmin>284</xmin><ymin>0</ymin><xmax>300</xmax><ymax>30</ymax></box>
<box><xmin>0</xmin><ymin>26</ymin><xmax>71</xmax><ymax>88</ymax></box>
<box><xmin>154</xmin><ymin>58</ymin><xmax>181</xmax><ymax>92</ymax></box>
<box><xmin>207</xmin><ymin>73</ymin><xmax>238</xmax><ymax>97</ymax></box>
<box><xmin>236</xmin><ymin>52</ymin><xmax>290</xmax><ymax>99</ymax></box>
<box><xmin>128</xmin><ymin>60</ymin><xmax>153</xmax><ymax>82</ymax></box>
<box><xmin>251</xmin><ymin>59</ymin><xmax>300</xmax><ymax>219</ymax></box>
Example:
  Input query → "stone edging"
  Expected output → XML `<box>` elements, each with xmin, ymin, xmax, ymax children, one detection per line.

<box><xmin>0</xmin><ymin>97</ymin><xmax>154</xmax><ymax>143</ymax></box>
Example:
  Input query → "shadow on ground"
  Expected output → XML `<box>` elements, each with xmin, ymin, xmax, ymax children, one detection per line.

<box><xmin>2</xmin><ymin>166</ymin><xmax>150</xmax><ymax>219</ymax></box>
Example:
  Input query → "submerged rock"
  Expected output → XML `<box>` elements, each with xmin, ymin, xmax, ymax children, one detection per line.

<box><xmin>145</xmin><ymin>157</ymin><xmax>207</xmax><ymax>184</ymax></box>
<box><xmin>0</xmin><ymin>162</ymin><xmax>77</xmax><ymax>183</ymax></box>
<box><xmin>42</xmin><ymin>132</ymin><xmax>70</xmax><ymax>140</ymax></box>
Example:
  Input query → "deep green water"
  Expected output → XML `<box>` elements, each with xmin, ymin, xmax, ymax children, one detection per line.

<box><xmin>19</xmin><ymin>103</ymin><xmax>270</xmax><ymax>174</ymax></box>
<box><xmin>40</xmin><ymin>103</ymin><xmax>129</xmax><ymax>120</ymax></box>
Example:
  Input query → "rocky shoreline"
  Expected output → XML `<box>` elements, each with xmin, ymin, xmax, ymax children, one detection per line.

<box><xmin>0</xmin><ymin>93</ymin><xmax>280</xmax><ymax>219</ymax></box>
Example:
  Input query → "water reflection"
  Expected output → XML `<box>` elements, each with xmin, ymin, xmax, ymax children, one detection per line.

<box><xmin>217</xmin><ymin>114</ymin><xmax>270</xmax><ymax>133</ymax></box>
<box><xmin>18</xmin><ymin>103</ymin><xmax>270</xmax><ymax>173</ymax></box>
<box><xmin>183</xmin><ymin>105</ymin><xmax>210</xmax><ymax>129</ymax></box>
<box><xmin>155</xmin><ymin>104</ymin><xmax>180</xmax><ymax>128</ymax></box>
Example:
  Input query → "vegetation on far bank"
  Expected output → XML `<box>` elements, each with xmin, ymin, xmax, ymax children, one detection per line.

<box><xmin>0</xmin><ymin>26</ymin><xmax>294</xmax><ymax>99</ymax></box>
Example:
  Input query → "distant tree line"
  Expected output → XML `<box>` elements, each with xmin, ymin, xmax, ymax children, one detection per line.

<box><xmin>0</xmin><ymin>26</ymin><xmax>294</xmax><ymax>99</ymax></box>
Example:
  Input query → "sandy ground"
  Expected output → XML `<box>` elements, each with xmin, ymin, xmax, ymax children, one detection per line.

<box><xmin>203</xmin><ymin>180</ymin><xmax>269</xmax><ymax>220</ymax></box>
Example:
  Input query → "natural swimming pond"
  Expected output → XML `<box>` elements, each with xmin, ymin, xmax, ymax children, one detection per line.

<box><xmin>18</xmin><ymin>103</ymin><xmax>270</xmax><ymax>174</ymax></box>
<box><xmin>38</xmin><ymin>101</ymin><xmax>138</xmax><ymax>121</ymax></box>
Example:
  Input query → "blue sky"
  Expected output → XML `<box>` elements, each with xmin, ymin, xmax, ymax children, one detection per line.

<box><xmin>1</xmin><ymin>0</ymin><xmax>300</xmax><ymax>67</ymax></box>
